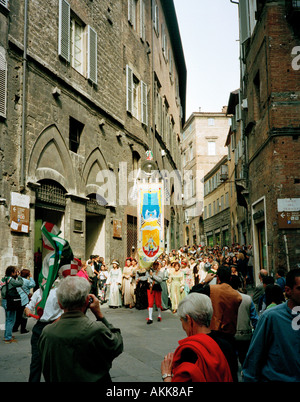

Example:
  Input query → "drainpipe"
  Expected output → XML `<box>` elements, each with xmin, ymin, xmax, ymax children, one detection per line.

<box><xmin>284</xmin><ymin>234</ymin><xmax>290</xmax><ymax>272</ymax></box>
<box><xmin>20</xmin><ymin>0</ymin><xmax>28</xmax><ymax>191</ymax></box>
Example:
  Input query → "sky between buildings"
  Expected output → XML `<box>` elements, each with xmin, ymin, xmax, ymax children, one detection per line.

<box><xmin>173</xmin><ymin>0</ymin><xmax>241</xmax><ymax>119</ymax></box>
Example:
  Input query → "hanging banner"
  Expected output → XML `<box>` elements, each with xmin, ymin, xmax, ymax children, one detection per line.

<box><xmin>137</xmin><ymin>182</ymin><xmax>164</xmax><ymax>269</ymax></box>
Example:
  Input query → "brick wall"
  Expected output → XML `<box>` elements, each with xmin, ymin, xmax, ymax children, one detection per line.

<box><xmin>245</xmin><ymin>2</ymin><xmax>300</xmax><ymax>272</ymax></box>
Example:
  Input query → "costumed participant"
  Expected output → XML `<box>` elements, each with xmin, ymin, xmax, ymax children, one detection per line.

<box><xmin>146</xmin><ymin>260</ymin><xmax>164</xmax><ymax>324</ymax></box>
<box><xmin>160</xmin><ymin>259</ymin><xmax>170</xmax><ymax>310</ymax></box>
<box><xmin>131</xmin><ymin>258</ymin><xmax>138</xmax><ymax>305</ymax></box>
<box><xmin>122</xmin><ymin>257</ymin><xmax>135</xmax><ymax>308</ymax></box>
<box><xmin>189</xmin><ymin>256</ymin><xmax>199</xmax><ymax>285</ymax></box>
<box><xmin>198</xmin><ymin>256</ymin><xmax>208</xmax><ymax>284</ymax></box>
<box><xmin>160</xmin><ymin>293</ymin><xmax>233</xmax><ymax>382</ymax></box>
<box><xmin>107</xmin><ymin>260</ymin><xmax>122</xmax><ymax>309</ymax></box>
<box><xmin>169</xmin><ymin>261</ymin><xmax>185</xmax><ymax>313</ymax></box>
<box><xmin>181</xmin><ymin>259</ymin><xmax>194</xmax><ymax>295</ymax></box>
<box><xmin>99</xmin><ymin>263</ymin><xmax>108</xmax><ymax>304</ymax></box>
<box><xmin>135</xmin><ymin>266</ymin><xmax>149</xmax><ymax>310</ymax></box>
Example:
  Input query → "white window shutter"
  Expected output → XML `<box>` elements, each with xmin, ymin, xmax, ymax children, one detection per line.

<box><xmin>87</xmin><ymin>26</ymin><xmax>97</xmax><ymax>84</ymax></box>
<box><xmin>140</xmin><ymin>0</ymin><xmax>146</xmax><ymax>41</ymax></box>
<box><xmin>126</xmin><ymin>65</ymin><xmax>133</xmax><ymax>114</ymax></box>
<box><xmin>0</xmin><ymin>50</ymin><xmax>7</xmax><ymax>118</ymax></box>
<box><xmin>239</xmin><ymin>0</ymin><xmax>250</xmax><ymax>44</ymax></box>
<box><xmin>161</xmin><ymin>23</ymin><xmax>165</xmax><ymax>51</ymax></box>
<box><xmin>58</xmin><ymin>0</ymin><xmax>70</xmax><ymax>62</ymax></box>
<box><xmin>141</xmin><ymin>81</ymin><xmax>148</xmax><ymax>126</ymax></box>
<box><xmin>152</xmin><ymin>0</ymin><xmax>159</xmax><ymax>34</ymax></box>
<box><xmin>158</xmin><ymin>94</ymin><xmax>162</xmax><ymax>135</ymax></box>
<box><xmin>128</xmin><ymin>0</ymin><xmax>133</xmax><ymax>25</ymax></box>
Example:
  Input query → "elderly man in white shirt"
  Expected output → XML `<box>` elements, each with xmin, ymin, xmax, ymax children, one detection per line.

<box><xmin>25</xmin><ymin>284</ymin><xmax>63</xmax><ymax>382</ymax></box>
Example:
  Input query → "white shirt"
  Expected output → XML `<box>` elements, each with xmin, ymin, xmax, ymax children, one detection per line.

<box><xmin>26</xmin><ymin>287</ymin><xmax>62</xmax><ymax>322</ymax></box>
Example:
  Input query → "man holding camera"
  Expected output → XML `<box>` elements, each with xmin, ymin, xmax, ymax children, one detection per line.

<box><xmin>38</xmin><ymin>276</ymin><xmax>123</xmax><ymax>382</ymax></box>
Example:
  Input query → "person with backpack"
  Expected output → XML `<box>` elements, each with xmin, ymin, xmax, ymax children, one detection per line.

<box><xmin>0</xmin><ymin>266</ymin><xmax>23</xmax><ymax>343</ymax></box>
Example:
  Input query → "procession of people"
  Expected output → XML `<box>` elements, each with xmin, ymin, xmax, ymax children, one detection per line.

<box><xmin>88</xmin><ymin>243</ymin><xmax>256</xmax><ymax>316</ymax></box>
<box><xmin>1</xmin><ymin>241</ymin><xmax>299</xmax><ymax>383</ymax></box>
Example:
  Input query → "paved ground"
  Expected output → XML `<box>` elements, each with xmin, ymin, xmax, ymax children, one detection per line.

<box><xmin>0</xmin><ymin>304</ymin><xmax>185</xmax><ymax>382</ymax></box>
<box><xmin>0</xmin><ymin>292</ymin><xmax>248</xmax><ymax>383</ymax></box>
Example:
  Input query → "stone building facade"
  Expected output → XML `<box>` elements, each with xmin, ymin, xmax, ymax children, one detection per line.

<box><xmin>227</xmin><ymin>0</ymin><xmax>300</xmax><ymax>278</ymax></box>
<box><xmin>181</xmin><ymin>109</ymin><xmax>231</xmax><ymax>246</ymax></box>
<box><xmin>0</xmin><ymin>0</ymin><xmax>186</xmax><ymax>277</ymax></box>
<box><xmin>203</xmin><ymin>156</ymin><xmax>231</xmax><ymax>247</ymax></box>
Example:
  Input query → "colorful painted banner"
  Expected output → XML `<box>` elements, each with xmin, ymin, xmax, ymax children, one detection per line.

<box><xmin>137</xmin><ymin>182</ymin><xmax>164</xmax><ymax>269</ymax></box>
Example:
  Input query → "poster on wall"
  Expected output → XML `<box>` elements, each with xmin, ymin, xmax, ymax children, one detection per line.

<box><xmin>137</xmin><ymin>182</ymin><xmax>164</xmax><ymax>269</ymax></box>
<box><xmin>10</xmin><ymin>192</ymin><xmax>30</xmax><ymax>233</ymax></box>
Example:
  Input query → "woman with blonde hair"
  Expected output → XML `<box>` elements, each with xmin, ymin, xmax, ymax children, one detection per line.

<box><xmin>169</xmin><ymin>262</ymin><xmax>185</xmax><ymax>313</ymax></box>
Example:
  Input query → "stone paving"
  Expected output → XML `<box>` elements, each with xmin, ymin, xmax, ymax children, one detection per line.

<box><xmin>0</xmin><ymin>291</ymin><xmax>248</xmax><ymax>383</ymax></box>
<box><xmin>0</xmin><ymin>304</ymin><xmax>183</xmax><ymax>382</ymax></box>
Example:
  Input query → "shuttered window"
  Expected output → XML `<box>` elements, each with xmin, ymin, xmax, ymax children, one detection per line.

<box><xmin>128</xmin><ymin>0</ymin><xmax>137</xmax><ymax>29</ymax></box>
<box><xmin>239</xmin><ymin>0</ymin><xmax>250</xmax><ymax>44</ymax></box>
<box><xmin>0</xmin><ymin>0</ymin><xmax>9</xmax><ymax>8</ymax></box>
<box><xmin>126</xmin><ymin>65</ymin><xmax>133</xmax><ymax>115</ymax></box>
<box><xmin>87</xmin><ymin>26</ymin><xmax>97</xmax><ymax>84</ymax></box>
<box><xmin>161</xmin><ymin>24</ymin><xmax>168</xmax><ymax>61</ymax></box>
<box><xmin>0</xmin><ymin>50</ymin><xmax>7</xmax><ymax>118</ymax></box>
<box><xmin>141</xmin><ymin>81</ymin><xmax>148</xmax><ymax>126</ymax></box>
<box><xmin>140</xmin><ymin>0</ymin><xmax>146</xmax><ymax>41</ymax></box>
<box><xmin>58</xmin><ymin>0</ymin><xmax>70</xmax><ymax>62</ymax></box>
<box><xmin>70</xmin><ymin>18</ymin><xmax>84</xmax><ymax>74</ymax></box>
<box><xmin>152</xmin><ymin>0</ymin><xmax>159</xmax><ymax>35</ymax></box>
<box><xmin>58</xmin><ymin>0</ymin><xmax>97</xmax><ymax>84</ymax></box>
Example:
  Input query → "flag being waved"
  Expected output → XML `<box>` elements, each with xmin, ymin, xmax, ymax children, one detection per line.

<box><xmin>36</xmin><ymin>222</ymin><xmax>79</xmax><ymax>317</ymax></box>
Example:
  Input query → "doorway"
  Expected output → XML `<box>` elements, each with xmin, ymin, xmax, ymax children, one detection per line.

<box><xmin>86</xmin><ymin>213</ymin><xmax>106</xmax><ymax>261</ymax></box>
<box><xmin>257</xmin><ymin>221</ymin><xmax>267</xmax><ymax>269</ymax></box>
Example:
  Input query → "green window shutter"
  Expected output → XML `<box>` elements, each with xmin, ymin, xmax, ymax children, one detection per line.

<box><xmin>126</xmin><ymin>65</ymin><xmax>133</xmax><ymax>114</ymax></box>
<box><xmin>141</xmin><ymin>81</ymin><xmax>148</xmax><ymax>126</ymax></box>
<box><xmin>0</xmin><ymin>50</ymin><xmax>7</xmax><ymax>118</ymax></box>
<box><xmin>87</xmin><ymin>26</ymin><xmax>97</xmax><ymax>84</ymax></box>
<box><xmin>58</xmin><ymin>0</ymin><xmax>70</xmax><ymax>62</ymax></box>
<box><xmin>239</xmin><ymin>0</ymin><xmax>250</xmax><ymax>44</ymax></box>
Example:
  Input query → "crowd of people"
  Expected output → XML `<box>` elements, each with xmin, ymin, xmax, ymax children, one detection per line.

<box><xmin>0</xmin><ymin>242</ymin><xmax>299</xmax><ymax>383</ymax></box>
<box><xmin>78</xmin><ymin>244</ymin><xmax>254</xmax><ymax>317</ymax></box>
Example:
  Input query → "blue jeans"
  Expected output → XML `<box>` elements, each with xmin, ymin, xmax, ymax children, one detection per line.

<box><xmin>1</xmin><ymin>299</ymin><xmax>17</xmax><ymax>340</ymax></box>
